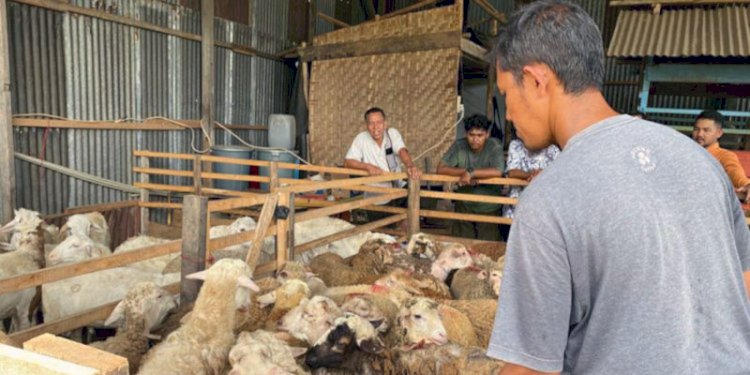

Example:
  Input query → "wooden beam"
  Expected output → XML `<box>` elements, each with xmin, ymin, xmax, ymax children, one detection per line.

<box><xmin>380</xmin><ymin>0</ymin><xmax>437</xmax><ymax>20</ymax></box>
<box><xmin>133</xmin><ymin>182</ymin><xmax>195</xmax><ymax>194</ymax></box>
<box><xmin>10</xmin><ymin>0</ymin><xmax>280</xmax><ymax>61</ymax></box>
<box><xmin>207</xmin><ymin>194</ymin><xmax>270</xmax><ymax>212</ymax></box>
<box><xmin>460</xmin><ymin>38</ymin><xmax>489</xmax><ymax>64</ymax></box>
<box><xmin>421</xmin><ymin>209</ymin><xmax>512</xmax><ymax>225</ymax></box>
<box><xmin>363</xmin><ymin>0</ymin><xmax>377</xmax><ymax>19</ymax></box>
<box><xmin>420</xmin><ymin>190</ymin><xmax>518</xmax><ymax>205</ymax></box>
<box><xmin>133</xmin><ymin>166</ymin><xmax>194</xmax><ymax>178</ymax></box>
<box><xmin>317</xmin><ymin>12</ymin><xmax>349</xmax><ymax>28</ymax></box>
<box><xmin>609</xmin><ymin>0</ymin><xmax>750</xmax><ymax>6</ymax></box>
<box><xmin>420</xmin><ymin>173</ymin><xmax>528</xmax><ymax>186</ymax></box>
<box><xmin>295</xmin><ymin>191</ymin><xmax>407</xmax><ymax>222</ymax></box>
<box><xmin>12</xmin><ymin>118</ymin><xmax>267</xmax><ymax>131</ymax></box>
<box><xmin>59</xmin><ymin>200</ymin><xmax>139</xmax><ymax>216</ymax></box>
<box><xmin>276</xmin><ymin>192</ymin><xmax>290</xmax><ymax>266</ymax></box>
<box><xmin>139</xmin><ymin>201</ymin><xmax>182</xmax><ymax>210</ymax></box>
<box><xmin>299</xmin><ymin>31</ymin><xmax>461</xmax><ymax>62</ymax></box>
<box><xmin>471</xmin><ymin>0</ymin><xmax>506</xmax><ymax>23</ymax></box>
<box><xmin>279</xmin><ymin>173</ymin><xmax>407</xmax><ymax>194</ymax></box>
<box><xmin>308</xmin><ymin>0</ymin><xmax>317</xmax><ymax>43</ymax></box>
<box><xmin>246</xmin><ymin>194</ymin><xmax>279</xmax><ymax>270</ymax></box>
<box><xmin>201</xmin><ymin>0</ymin><xmax>215</xmax><ymax>149</ymax></box>
<box><xmin>201</xmin><ymin>154</ymin><xmax>270</xmax><ymax>167</ymax></box>
<box><xmin>139</xmin><ymin>157</ymin><xmax>150</xmax><ymax>235</ymax></box>
<box><xmin>295</xmin><ymin>213</ymin><xmax>406</xmax><ymax>254</ymax></box>
<box><xmin>180</xmin><ymin>195</ymin><xmax>208</xmax><ymax>304</ymax></box>
<box><xmin>407</xmin><ymin>178</ymin><xmax>420</xmax><ymax>238</ymax></box>
<box><xmin>0</xmin><ymin>0</ymin><xmax>14</xmax><ymax>223</ymax></box>
<box><xmin>201</xmin><ymin>172</ymin><xmax>271</xmax><ymax>183</ymax></box>
<box><xmin>0</xmin><ymin>241</ymin><xmax>181</xmax><ymax>294</ymax></box>
<box><xmin>206</xmin><ymin>224</ymin><xmax>277</xmax><ymax>252</ymax></box>
<box><xmin>133</xmin><ymin>150</ymin><xmax>199</xmax><ymax>160</ymax></box>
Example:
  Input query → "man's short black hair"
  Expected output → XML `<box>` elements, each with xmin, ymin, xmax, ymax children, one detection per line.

<box><xmin>364</xmin><ymin>107</ymin><xmax>386</xmax><ymax>121</ymax></box>
<box><xmin>464</xmin><ymin>114</ymin><xmax>492</xmax><ymax>132</ymax></box>
<box><xmin>696</xmin><ymin>110</ymin><xmax>724</xmax><ymax>129</ymax></box>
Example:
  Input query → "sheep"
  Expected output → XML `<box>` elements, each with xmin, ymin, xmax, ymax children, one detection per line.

<box><xmin>278</xmin><ymin>295</ymin><xmax>342</xmax><ymax>346</ymax></box>
<box><xmin>395</xmin><ymin>342</ymin><xmax>504</xmax><ymax>374</ymax></box>
<box><xmin>0</xmin><ymin>208</ymin><xmax>45</xmax><ymax>332</ymax></box>
<box><xmin>468</xmin><ymin>241</ymin><xmax>506</xmax><ymax>262</ymax></box>
<box><xmin>397</xmin><ymin>297</ymin><xmax>478</xmax><ymax>349</ymax></box>
<box><xmin>46</xmin><ymin>233</ymin><xmax>112</xmax><ymax>266</ymax></box>
<box><xmin>58</xmin><ymin>212</ymin><xmax>110</xmax><ymax>247</ymax></box>
<box><xmin>42</xmin><ymin>267</ymin><xmax>180</xmax><ymax>327</ymax></box>
<box><xmin>90</xmin><ymin>283</ymin><xmax>178</xmax><ymax>374</ymax></box>
<box><xmin>227</xmin><ymin>330</ymin><xmax>308</xmax><ymax>375</ymax></box>
<box><xmin>309</xmin><ymin>253</ymin><xmax>382</xmax><ymax>287</ymax></box>
<box><xmin>406</xmin><ymin>233</ymin><xmax>438</xmax><ymax>260</ymax></box>
<box><xmin>114</xmin><ymin>235</ymin><xmax>177</xmax><ymax>274</ymax></box>
<box><xmin>449</xmin><ymin>266</ymin><xmax>495</xmax><ymax>300</ymax></box>
<box><xmin>429</xmin><ymin>242</ymin><xmax>473</xmax><ymax>282</ymax></box>
<box><xmin>374</xmin><ymin>269</ymin><xmax>451</xmax><ymax>302</ymax></box>
<box><xmin>305</xmin><ymin>313</ymin><xmax>388</xmax><ymax>374</ymax></box>
<box><xmin>138</xmin><ymin>259</ymin><xmax>260</xmax><ymax>375</ymax></box>
<box><xmin>340</xmin><ymin>295</ymin><xmax>394</xmax><ymax>333</ymax></box>
<box><xmin>208</xmin><ymin>216</ymin><xmax>258</xmax><ymax>262</ymax></box>
<box><xmin>0</xmin><ymin>222</ymin><xmax>58</xmax><ymax>252</ymax></box>
<box><xmin>257</xmin><ymin>279</ymin><xmax>311</xmax><ymax>329</ymax></box>
<box><xmin>276</xmin><ymin>261</ymin><xmax>327</xmax><ymax>296</ymax></box>
<box><xmin>439</xmin><ymin>299</ymin><xmax>497</xmax><ymax>349</ymax></box>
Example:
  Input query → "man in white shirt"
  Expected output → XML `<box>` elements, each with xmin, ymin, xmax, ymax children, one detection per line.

<box><xmin>344</xmin><ymin>107</ymin><xmax>421</xmax><ymax>219</ymax></box>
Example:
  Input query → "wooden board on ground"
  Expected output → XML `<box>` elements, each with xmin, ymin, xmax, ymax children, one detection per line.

<box><xmin>0</xmin><ymin>343</ymin><xmax>98</xmax><ymax>375</ymax></box>
<box><xmin>24</xmin><ymin>334</ymin><xmax>128</xmax><ymax>375</ymax></box>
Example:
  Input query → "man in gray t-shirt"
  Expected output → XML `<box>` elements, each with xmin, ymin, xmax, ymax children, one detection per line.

<box><xmin>488</xmin><ymin>2</ymin><xmax>750</xmax><ymax>374</ymax></box>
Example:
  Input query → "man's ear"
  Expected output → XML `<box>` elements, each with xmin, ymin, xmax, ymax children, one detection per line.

<box><xmin>717</xmin><ymin>128</ymin><xmax>724</xmax><ymax>139</ymax></box>
<box><xmin>522</xmin><ymin>63</ymin><xmax>553</xmax><ymax>97</ymax></box>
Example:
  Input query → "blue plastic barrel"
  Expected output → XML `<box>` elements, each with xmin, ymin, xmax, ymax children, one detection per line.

<box><xmin>257</xmin><ymin>150</ymin><xmax>299</xmax><ymax>191</ymax></box>
<box><xmin>211</xmin><ymin>145</ymin><xmax>254</xmax><ymax>191</ymax></box>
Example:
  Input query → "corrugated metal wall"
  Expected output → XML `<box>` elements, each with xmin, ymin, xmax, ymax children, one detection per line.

<box><xmin>8</xmin><ymin>0</ymin><xmax>292</xmax><ymax>215</ymax></box>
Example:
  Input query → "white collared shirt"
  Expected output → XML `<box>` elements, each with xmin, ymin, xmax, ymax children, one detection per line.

<box><xmin>345</xmin><ymin>128</ymin><xmax>407</xmax><ymax>203</ymax></box>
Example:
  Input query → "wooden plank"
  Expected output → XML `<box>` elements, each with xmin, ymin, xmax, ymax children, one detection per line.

<box><xmin>60</xmin><ymin>200</ymin><xmax>139</xmax><ymax>216</ymax></box>
<box><xmin>609</xmin><ymin>0</ymin><xmax>750</xmax><ymax>6</ymax></box>
<box><xmin>420</xmin><ymin>190</ymin><xmax>518</xmax><ymax>205</ymax></box>
<box><xmin>308</xmin><ymin>0</ymin><xmax>316</xmax><ymax>43</ymax></box>
<box><xmin>201</xmin><ymin>0</ymin><xmax>215</xmax><ymax>148</ymax></box>
<box><xmin>207</xmin><ymin>224</ymin><xmax>277</xmax><ymax>253</ymax></box>
<box><xmin>380</xmin><ymin>0</ymin><xmax>437</xmax><ymax>19</ymax></box>
<box><xmin>10</xmin><ymin>0</ymin><xmax>280</xmax><ymax>61</ymax></box>
<box><xmin>270</xmin><ymin>162</ymin><xmax>280</xmax><ymax>192</ymax></box>
<box><xmin>201</xmin><ymin>172</ymin><xmax>270</xmax><ymax>183</ymax></box>
<box><xmin>207</xmin><ymin>194</ymin><xmax>270</xmax><ymax>213</ymax></box>
<box><xmin>133</xmin><ymin>150</ymin><xmax>197</xmax><ymax>160</ymax></box>
<box><xmin>460</xmin><ymin>38</ymin><xmax>489</xmax><ymax>64</ymax></box>
<box><xmin>193</xmin><ymin>154</ymin><xmax>202</xmax><ymax>195</ymax></box>
<box><xmin>276</xmin><ymin>193</ymin><xmax>290</xmax><ymax>266</ymax></box>
<box><xmin>24</xmin><ymin>334</ymin><xmax>129</xmax><ymax>374</ymax></box>
<box><xmin>287</xmin><ymin>192</ymin><xmax>296</xmax><ymax>261</ymax></box>
<box><xmin>201</xmin><ymin>187</ymin><xmax>260</xmax><ymax>197</ymax></box>
<box><xmin>9</xmin><ymin>283</ymin><xmax>180</xmax><ymax>344</ymax></box>
<box><xmin>0</xmin><ymin>241</ymin><xmax>181</xmax><ymax>295</ymax></box>
<box><xmin>279</xmin><ymin>173</ymin><xmax>407</xmax><ymax>194</ymax></box>
<box><xmin>0</xmin><ymin>0</ymin><xmax>14</xmax><ymax>223</ymax></box>
<box><xmin>139</xmin><ymin>157</ymin><xmax>150</xmax><ymax>235</ymax></box>
<box><xmin>317</xmin><ymin>12</ymin><xmax>349</xmax><ymax>27</ymax></box>
<box><xmin>133</xmin><ymin>166</ymin><xmax>194</xmax><ymax>178</ymax></box>
<box><xmin>12</xmin><ymin>118</ymin><xmax>269</xmax><ymax>131</ymax></box>
<box><xmin>246</xmin><ymin>194</ymin><xmax>279</xmax><ymax>269</ymax></box>
<box><xmin>0</xmin><ymin>344</ymin><xmax>98</xmax><ymax>375</ymax></box>
<box><xmin>421</xmin><ymin>209</ymin><xmax>512</xmax><ymax>225</ymax></box>
<box><xmin>407</xmin><ymin>179</ymin><xmax>420</xmax><ymax>238</ymax></box>
<box><xmin>201</xmin><ymin>154</ymin><xmax>270</xmax><ymax>167</ymax></box>
<box><xmin>421</xmin><ymin>173</ymin><xmax>528</xmax><ymax>186</ymax></box>
<box><xmin>139</xmin><ymin>201</ymin><xmax>181</xmax><ymax>210</ymax></box>
<box><xmin>255</xmin><ymin>261</ymin><xmax>277</xmax><ymax>276</ymax></box>
<box><xmin>300</xmin><ymin>31</ymin><xmax>461</xmax><ymax>61</ymax></box>
<box><xmin>133</xmin><ymin>182</ymin><xmax>195</xmax><ymax>193</ymax></box>
<box><xmin>181</xmin><ymin>195</ymin><xmax>208</xmax><ymax>304</ymax></box>
<box><xmin>301</xmin><ymin>61</ymin><xmax>310</xmax><ymax>108</ymax></box>
<box><xmin>275</xmin><ymin>161</ymin><xmax>368</xmax><ymax>176</ymax></box>
<box><xmin>472</xmin><ymin>0</ymin><xmax>506</xmax><ymax>23</ymax></box>
<box><xmin>295</xmin><ymin>191</ymin><xmax>407</xmax><ymax>223</ymax></box>
<box><xmin>295</xmin><ymin>213</ymin><xmax>406</xmax><ymax>255</ymax></box>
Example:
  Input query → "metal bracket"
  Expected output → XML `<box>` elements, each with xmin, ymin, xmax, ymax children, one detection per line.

<box><xmin>274</xmin><ymin>206</ymin><xmax>290</xmax><ymax>220</ymax></box>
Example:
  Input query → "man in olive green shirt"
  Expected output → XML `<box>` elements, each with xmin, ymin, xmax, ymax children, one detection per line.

<box><xmin>437</xmin><ymin>114</ymin><xmax>504</xmax><ymax>241</ymax></box>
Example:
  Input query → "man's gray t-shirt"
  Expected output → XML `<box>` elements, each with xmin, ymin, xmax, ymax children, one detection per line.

<box><xmin>487</xmin><ymin>115</ymin><xmax>750</xmax><ymax>374</ymax></box>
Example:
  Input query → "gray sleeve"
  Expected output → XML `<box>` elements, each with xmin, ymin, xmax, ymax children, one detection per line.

<box><xmin>487</xmin><ymin>219</ymin><xmax>571</xmax><ymax>372</ymax></box>
<box><xmin>441</xmin><ymin>142</ymin><xmax>459</xmax><ymax>167</ymax></box>
<box><xmin>731</xmin><ymin>193</ymin><xmax>750</xmax><ymax>271</ymax></box>
<box><xmin>487</xmin><ymin>139</ymin><xmax>505</xmax><ymax>172</ymax></box>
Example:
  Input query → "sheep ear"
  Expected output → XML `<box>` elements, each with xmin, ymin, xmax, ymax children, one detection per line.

<box><xmin>186</xmin><ymin>269</ymin><xmax>208</xmax><ymax>281</ymax></box>
<box><xmin>104</xmin><ymin>301</ymin><xmax>126</xmax><ymax>327</ymax></box>
<box><xmin>289</xmin><ymin>347</ymin><xmax>307</xmax><ymax>358</ymax></box>
<box><xmin>237</xmin><ymin>275</ymin><xmax>260</xmax><ymax>292</ymax></box>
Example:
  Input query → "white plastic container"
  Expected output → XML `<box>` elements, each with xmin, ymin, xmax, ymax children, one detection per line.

<box><xmin>268</xmin><ymin>114</ymin><xmax>296</xmax><ymax>150</ymax></box>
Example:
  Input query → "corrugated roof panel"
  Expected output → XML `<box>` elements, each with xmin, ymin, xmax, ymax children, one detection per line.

<box><xmin>608</xmin><ymin>5</ymin><xmax>750</xmax><ymax>57</ymax></box>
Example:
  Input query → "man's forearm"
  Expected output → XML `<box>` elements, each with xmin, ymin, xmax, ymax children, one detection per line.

<box><xmin>398</xmin><ymin>149</ymin><xmax>416</xmax><ymax>168</ymax></box>
<box><xmin>345</xmin><ymin>159</ymin><xmax>374</xmax><ymax>171</ymax></box>
<box><xmin>472</xmin><ymin>168</ymin><xmax>503</xmax><ymax>179</ymax></box>
<box><xmin>436</xmin><ymin>164</ymin><xmax>466</xmax><ymax>176</ymax></box>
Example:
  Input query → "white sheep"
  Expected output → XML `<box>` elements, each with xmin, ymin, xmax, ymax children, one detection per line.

<box><xmin>58</xmin><ymin>212</ymin><xmax>110</xmax><ymax>247</ymax></box>
<box><xmin>114</xmin><ymin>235</ymin><xmax>176</xmax><ymax>274</ymax></box>
<box><xmin>137</xmin><ymin>259</ymin><xmax>259</xmax><ymax>375</ymax></box>
<box><xmin>46</xmin><ymin>233</ymin><xmax>112</xmax><ymax>267</ymax></box>
<box><xmin>0</xmin><ymin>208</ymin><xmax>45</xmax><ymax>332</ymax></box>
<box><xmin>278</xmin><ymin>295</ymin><xmax>342</xmax><ymax>346</ymax></box>
<box><xmin>208</xmin><ymin>216</ymin><xmax>258</xmax><ymax>262</ymax></box>
<box><xmin>227</xmin><ymin>330</ymin><xmax>308</xmax><ymax>375</ymax></box>
<box><xmin>90</xmin><ymin>282</ymin><xmax>178</xmax><ymax>374</ymax></box>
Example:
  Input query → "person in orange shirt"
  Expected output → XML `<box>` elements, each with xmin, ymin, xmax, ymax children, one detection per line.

<box><xmin>692</xmin><ymin>110</ymin><xmax>750</xmax><ymax>202</ymax></box>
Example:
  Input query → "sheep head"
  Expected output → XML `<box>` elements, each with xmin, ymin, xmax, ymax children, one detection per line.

<box><xmin>306</xmin><ymin>313</ymin><xmax>384</xmax><ymax>369</ymax></box>
<box><xmin>431</xmin><ymin>243</ymin><xmax>473</xmax><ymax>281</ymax></box>
<box><xmin>398</xmin><ymin>297</ymin><xmax>448</xmax><ymax>349</ymax></box>
<box><xmin>104</xmin><ymin>282</ymin><xmax>178</xmax><ymax>332</ymax></box>
<box><xmin>228</xmin><ymin>216</ymin><xmax>257</xmax><ymax>233</ymax></box>
<box><xmin>406</xmin><ymin>233</ymin><xmax>437</xmax><ymax>260</ymax></box>
<box><xmin>228</xmin><ymin>330</ymin><xmax>306</xmax><ymax>375</ymax></box>
<box><xmin>341</xmin><ymin>295</ymin><xmax>389</xmax><ymax>333</ymax></box>
<box><xmin>275</xmin><ymin>261</ymin><xmax>313</xmax><ymax>284</ymax></box>
<box><xmin>47</xmin><ymin>234</ymin><xmax>109</xmax><ymax>266</ymax></box>
<box><xmin>257</xmin><ymin>279</ymin><xmax>310</xmax><ymax>309</ymax></box>
<box><xmin>0</xmin><ymin>208</ymin><xmax>43</xmax><ymax>235</ymax></box>
<box><xmin>279</xmin><ymin>295</ymin><xmax>342</xmax><ymax>345</ymax></box>
<box><xmin>186</xmin><ymin>259</ymin><xmax>259</xmax><ymax>312</ymax></box>
<box><xmin>489</xmin><ymin>267</ymin><xmax>503</xmax><ymax>297</ymax></box>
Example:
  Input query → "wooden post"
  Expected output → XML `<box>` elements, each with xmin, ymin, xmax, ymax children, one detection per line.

<box><xmin>307</xmin><ymin>0</ymin><xmax>317</xmax><ymax>43</ymax></box>
<box><xmin>201</xmin><ymin>0</ymin><xmax>215</xmax><ymax>147</ymax></box>
<box><xmin>245</xmin><ymin>194</ymin><xmax>279</xmax><ymax>270</ymax></box>
<box><xmin>286</xmin><ymin>192</ymin><xmax>296</xmax><ymax>261</ymax></box>
<box><xmin>139</xmin><ymin>156</ymin><xmax>150</xmax><ymax>235</ymax></box>
<box><xmin>0</xmin><ymin>0</ymin><xmax>15</xmax><ymax>223</ymax></box>
<box><xmin>269</xmin><ymin>161</ymin><xmax>280</xmax><ymax>192</ymax></box>
<box><xmin>276</xmin><ymin>192</ymin><xmax>290</xmax><ymax>267</ymax></box>
<box><xmin>180</xmin><ymin>195</ymin><xmax>209</xmax><ymax>304</ymax></box>
<box><xmin>193</xmin><ymin>155</ymin><xmax>202</xmax><ymax>195</ymax></box>
<box><xmin>407</xmin><ymin>177</ymin><xmax>420</xmax><ymax>238</ymax></box>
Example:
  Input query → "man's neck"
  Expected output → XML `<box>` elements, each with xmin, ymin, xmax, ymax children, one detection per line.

<box><xmin>550</xmin><ymin>89</ymin><xmax>619</xmax><ymax>149</ymax></box>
